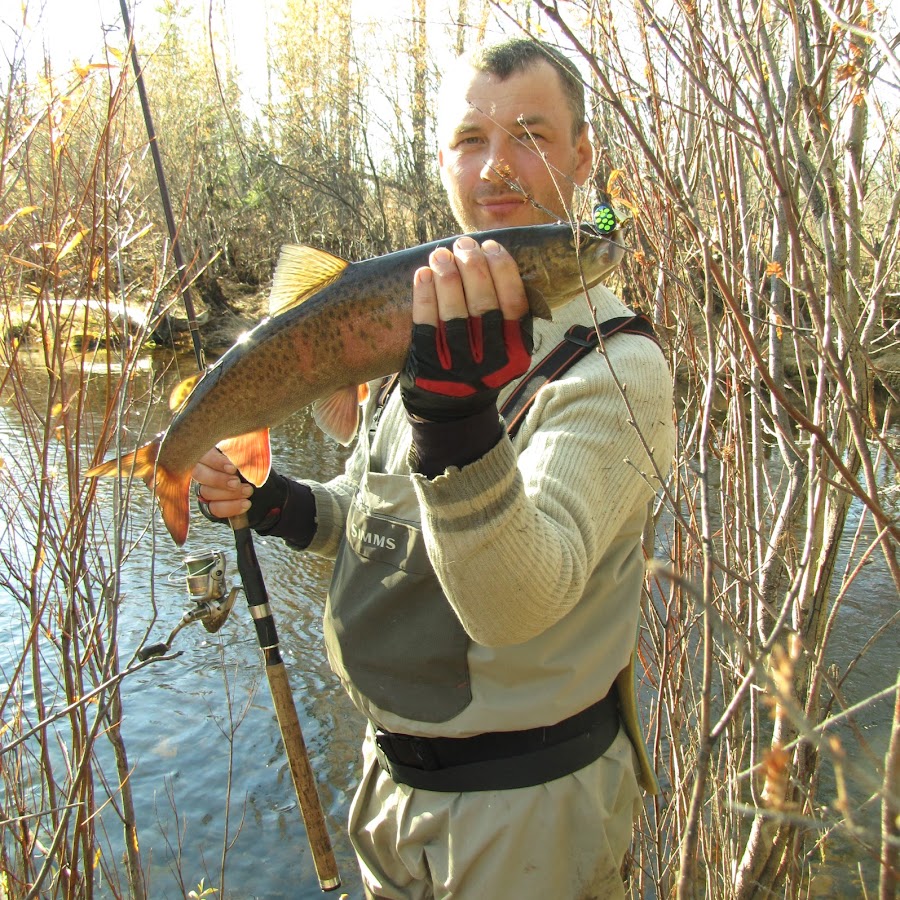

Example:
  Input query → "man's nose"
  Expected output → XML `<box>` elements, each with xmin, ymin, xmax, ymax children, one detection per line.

<box><xmin>479</xmin><ymin>143</ymin><xmax>512</xmax><ymax>183</ymax></box>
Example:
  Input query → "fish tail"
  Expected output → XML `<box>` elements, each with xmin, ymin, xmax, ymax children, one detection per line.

<box><xmin>87</xmin><ymin>439</ymin><xmax>192</xmax><ymax>546</ymax></box>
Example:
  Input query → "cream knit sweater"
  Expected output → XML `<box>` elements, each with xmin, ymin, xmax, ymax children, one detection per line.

<box><xmin>305</xmin><ymin>283</ymin><xmax>674</xmax><ymax>655</ymax></box>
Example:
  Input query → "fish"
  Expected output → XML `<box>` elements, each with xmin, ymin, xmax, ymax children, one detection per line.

<box><xmin>87</xmin><ymin>221</ymin><xmax>624</xmax><ymax>545</ymax></box>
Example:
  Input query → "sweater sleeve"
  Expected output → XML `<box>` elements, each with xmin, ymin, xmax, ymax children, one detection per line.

<box><xmin>410</xmin><ymin>332</ymin><xmax>674</xmax><ymax>647</ymax></box>
<box><xmin>293</xmin><ymin>430</ymin><xmax>368</xmax><ymax>560</ymax></box>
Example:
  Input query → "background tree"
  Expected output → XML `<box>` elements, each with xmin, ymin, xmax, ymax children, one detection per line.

<box><xmin>530</xmin><ymin>0</ymin><xmax>899</xmax><ymax>896</ymax></box>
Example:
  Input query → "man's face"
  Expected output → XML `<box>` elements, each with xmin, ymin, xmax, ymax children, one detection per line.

<box><xmin>437</xmin><ymin>60</ymin><xmax>593</xmax><ymax>233</ymax></box>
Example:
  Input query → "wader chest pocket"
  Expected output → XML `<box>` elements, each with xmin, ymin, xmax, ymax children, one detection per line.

<box><xmin>325</xmin><ymin>501</ymin><xmax>473</xmax><ymax>723</ymax></box>
<box><xmin>344</xmin><ymin>505</ymin><xmax>430</xmax><ymax>573</ymax></box>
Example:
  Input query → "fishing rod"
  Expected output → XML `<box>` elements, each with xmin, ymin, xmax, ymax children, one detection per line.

<box><xmin>120</xmin><ymin>0</ymin><xmax>205</xmax><ymax>368</ymax></box>
<box><xmin>122</xmin><ymin>4</ymin><xmax>340</xmax><ymax>887</ymax></box>
<box><xmin>139</xmin><ymin>544</ymin><xmax>341</xmax><ymax>891</ymax></box>
<box><xmin>229</xmin><ymin>513</ymin><xmax>341</xmax><ymax>891</ymax></box>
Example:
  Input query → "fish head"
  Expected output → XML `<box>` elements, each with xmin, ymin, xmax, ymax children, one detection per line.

<box><xmin>571</xmin><ymin>220</ymin><xmax>626</xmax><ymax>290</ymax></box>
<box><xmin>501</xmin><ymin>222</ymin><xmax>625</xmax><ymax>318</ymax></box>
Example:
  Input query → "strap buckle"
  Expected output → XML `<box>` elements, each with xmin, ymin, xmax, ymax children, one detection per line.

<box><xmin>563</xmin><ymin>325</ymin><xmax>599</xmax><ymax>348</ymax></box>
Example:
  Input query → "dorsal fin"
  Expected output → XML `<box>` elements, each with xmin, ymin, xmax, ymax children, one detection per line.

<box><xmin>168</xmin><ymin>371</ymin><xmax>205</xmax><ymax>411</ymax></box>
<box><xmin>269</xmin><ymin>244</ymin><xmax>351</xmax><ymax>316</ymax></box>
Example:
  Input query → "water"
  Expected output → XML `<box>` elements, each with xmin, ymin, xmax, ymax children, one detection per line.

<box><xmin>0</xmin><ymin>353</ymin><xmax>897</xmax><ymax>899</ymax></box>
<box><xmin>0</xmin><ymin>357</ymin><xmax>365</xmax><ymax>899</ymax></box>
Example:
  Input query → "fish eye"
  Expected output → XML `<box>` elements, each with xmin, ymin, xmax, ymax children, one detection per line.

<box><xmin>577</xmin><ymin>223</ymin><xmax>599</xmax><ymax>248</ymax></box>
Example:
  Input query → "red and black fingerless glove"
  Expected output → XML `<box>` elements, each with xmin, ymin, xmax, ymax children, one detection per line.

<box><xmin>399</xmin><ymin>309</ymin><xmax>533</xmax><ymax>423</ymax></box>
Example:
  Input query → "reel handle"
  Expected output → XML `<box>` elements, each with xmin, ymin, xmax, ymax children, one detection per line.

<box><xmin>136</xmin><ymin>643</ymin><xmax>170</xmax><ymax>662</ymax></box>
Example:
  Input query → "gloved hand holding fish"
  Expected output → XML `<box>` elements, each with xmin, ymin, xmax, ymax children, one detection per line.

<box><xmin>87</xmin><ymin>217</ymin><xmax>624</xmax><ymax>546</ymax></box>
<box><xmin>400</xmin><ymin>236</ymin><xmax>534</xmax><ymax>423</ymax></box>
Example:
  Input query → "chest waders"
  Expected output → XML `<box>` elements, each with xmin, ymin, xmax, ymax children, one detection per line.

<box><xmin>323</xmin><ymin>314</ymin><xmax>661</xmax><ymax>793</ymax></box>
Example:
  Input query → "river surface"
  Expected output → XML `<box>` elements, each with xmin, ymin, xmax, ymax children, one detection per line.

<box><xmin>0</xmin><ymin>354</ymin><xmax>366</xmax><ymax>899</ymax></box>
<box><xmin>0</xmin><ymin>351</ymin><xmax>897</xmax><ymax>899</ymax></box>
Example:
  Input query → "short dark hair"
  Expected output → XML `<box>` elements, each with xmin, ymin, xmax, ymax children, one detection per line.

<box><xmin>465</xmin><ymin>38</ymin><xmax>587</xmax><ymax>140</ymax></box>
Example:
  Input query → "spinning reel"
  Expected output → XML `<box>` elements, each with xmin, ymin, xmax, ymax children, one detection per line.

<box><xmin>137</xmin><ymin>550</ymin><xmax>240</xmax><ymax>661</ymax></box>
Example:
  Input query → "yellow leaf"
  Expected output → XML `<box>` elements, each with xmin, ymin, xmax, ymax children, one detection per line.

<box><xmin>118</xmin><ymin>222</ymin><xmax>153</xmax><ymax>250</ymax></box>
<box><xmin>766</xmin><ymin>261</ymin><xmax>784</xmax><ymax>278</ymax></box>
<box><xmin>1</xmin><ymin>206</ymin><xmax>40</xmax><ymax>231</ymax></box>
<box><xmin>607</xmin><ymin>168</ymin><xmax>626</xmax><ymax>197</ymax></box>
<box><xmin>107</xmin><ymin>46</ymin><xmax>125</xmax><ymax>62</ymax></box>
<box><xmin>57</xmin><ymin>229</ymin><xmax>88</xmax><ymax>261</ymax></box>
<box><xmin>774</xmin><ymin>314</ymin><xmax>783</xmax><ymax>340</ymax></box>
<box><xmin>10</xmin><ymin>255</ymin><xmax>48</xmax><ymax>272</ymax></box>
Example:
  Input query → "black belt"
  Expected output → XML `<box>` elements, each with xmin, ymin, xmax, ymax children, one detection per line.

<box><xmin>372</xmin><ymin>691</ymin><xmax>620</xmax><ymax>792</ymax></box>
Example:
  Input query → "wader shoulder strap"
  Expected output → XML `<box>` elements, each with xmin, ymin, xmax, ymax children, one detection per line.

<box><xmin>373</xmin><ymin>313</ymin><xmax>659</xmax><ymax>439</ymax></box>
<box><xmin>370</xmin><ymin>372</ymin><xmax>400</xmax><ymax>437</ymax></box>
<box><xmin>500</xmin><ymin>313</ymin><xmax>659</xmax><ymax>439</ymax></box>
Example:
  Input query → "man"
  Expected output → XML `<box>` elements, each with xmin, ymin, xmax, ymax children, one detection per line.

<box><xmin>193</xmin><ymin>38</ymin><xmax>674</xmax><ymax>899</ymax></box>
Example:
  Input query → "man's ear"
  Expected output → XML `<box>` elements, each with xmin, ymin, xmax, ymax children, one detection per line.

<box><xmin>437</xmin><ymin>147</ymin><xmax>450</xmax><ymax>189</ymax></box>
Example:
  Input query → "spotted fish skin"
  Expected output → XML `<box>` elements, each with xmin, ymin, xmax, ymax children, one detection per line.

<box><xmin>88</xmin><ymin>222</ymin><xmax>624</xmax><ymax>545</ymax></box>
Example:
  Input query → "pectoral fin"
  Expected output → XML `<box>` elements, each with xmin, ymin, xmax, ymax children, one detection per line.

<box><xmin>524</xmin><ymin>284</ymin><xmax>553</xmax><ymax>320</ymax></box>
<box><xmin>312</xmin><ymin>386</ymin><xmax>365</xmax><ymax>446</ymax></box>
